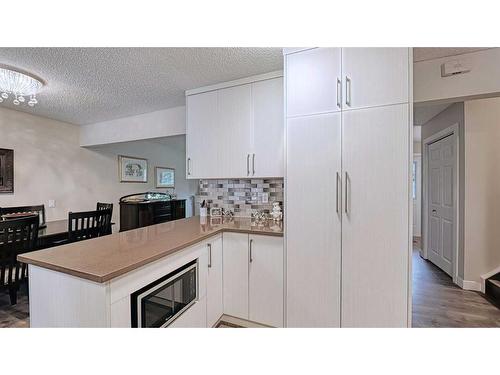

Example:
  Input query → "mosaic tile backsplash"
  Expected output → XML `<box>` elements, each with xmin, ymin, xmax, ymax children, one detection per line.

<box><xmin>196</xmin><ymin>178</ymin><xmax>284</xmax><ymax>218</ymax></box>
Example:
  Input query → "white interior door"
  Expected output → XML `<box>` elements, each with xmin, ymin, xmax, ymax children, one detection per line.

<box><xmin>413</xmin><ymin>155</ymin><xmax>422</xmax><ymax>237</ymax></box>
<box><xmin>286</xmin><ymin>112</ymin><xmax>341</xmax><ymax>327</ymax></box>
<box><xmin>341</xmin><ymin>104</ymin><xmax>409</xmax><ymax>327</ymax></box>
<box><xmin>427</xmin><ymin>135</ymin><xmax>455</xmax><ymax>276</ymax></box>
<box><xmin>286</xmin><ymin>48</ymin><xmax>342</xmax><ymax>117</ymax></box>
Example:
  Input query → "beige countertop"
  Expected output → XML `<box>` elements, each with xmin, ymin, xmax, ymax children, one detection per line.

<box><xmin>18</xmin><ymin>216</ymin><xmax>283</xmax><ymax>283</ymax></box>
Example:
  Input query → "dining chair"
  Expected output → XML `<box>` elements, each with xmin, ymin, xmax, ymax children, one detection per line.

<box><xmin>0</xmin><ymin>205</ymin><xmax>46</xmax><ymax>228</ymax></box>
<box><xmin>96</xmin><ymin>203</ymin><xmax>113</xmax><ymax>235</ymax></box>
<box><xmin>0</xmin><ymin>216</ymin><xmax>39</xmax><ymax>305</ymax></box>
<box><xmin>68</xmin><ymin>208</ymin><xmax>112</xmax><ymax>243</ymax></box>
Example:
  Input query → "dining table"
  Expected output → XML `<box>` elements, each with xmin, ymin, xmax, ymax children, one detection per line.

<box><xmin>37</xmin><ymin>220</ymin><xmax>115</xmax><ymax>249</ymax></box>
<box><xmin>37</xmin><ymin>219</ymin><xmax>70</xmax><ymax>249</ymax></box>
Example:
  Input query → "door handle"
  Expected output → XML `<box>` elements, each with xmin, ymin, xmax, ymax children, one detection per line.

<box><xmin>247</xmin><ymin>154</ymin><xmax>250</xmax><ymax>176</ymax></box>
<box><xmin>207</xmin><ymin>243</ymin><xmax>212</xmax><ymax>268</ymax></box>
<box><xmin>336</xmin><ymin>172</ymin><xmax>341</xmax><ymax>213</ymax></box>
<box><xmin>252</xmin><ymin>153</ymin><xmax>255</xmax><ymax>176</ymax></box>
<box><xmin>344</xmin><ymin>171</ymin><xmax>349</xmax><ymax>214</ymax></box>
<box><xmin>187</xmin><ymin>158</ymin><xmax>191</xmax><ymax>176</ymax></box>
<box><xmin>345</xmin><ymin>76</ymin><xmax>352</xmax><ymax>107</ymax></box>
<box><xmin>336</xmin><ymin>78</ymin><xmax>342</xmax><ymax>109</ymax></box>
<box><xmin>249</xmin><ymin>239</ymin><xmax>253</xmax><ymax>263</ymax></box>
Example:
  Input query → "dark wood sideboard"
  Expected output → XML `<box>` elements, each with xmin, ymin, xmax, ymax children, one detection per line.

<box><xmin>119</xmin><ymin>192</ymin><xmax>186</xmax><ymax>232</ymax></box>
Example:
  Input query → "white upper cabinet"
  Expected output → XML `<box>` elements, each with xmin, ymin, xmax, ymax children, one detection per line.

<box><xmin>186</xmin><ymin>91</ymin><xmax>220</xmax><ymax>179</ymax></box>
<box><xmin>251</xmin><ymin>78</ymin><xmax>284</xmax><ymax>177</ymax></box>
<box><xmin>218</xmin><ymin>84</ymin><xmax>253</xmax><ymax>178</ymax></box>
<box><xmin>186</xmin><ymin>72</ymin><xmax>284</xmax><ymax>179</ymax></box>
<box><xmin>342</xmin><ymin>48</ymin><xmax>409</xmax><ymax>110</ymax></box>
<box><xmin>286</xmin><ymin>48</ymin><xmax>341</xmax><ymax>117</ymax></box>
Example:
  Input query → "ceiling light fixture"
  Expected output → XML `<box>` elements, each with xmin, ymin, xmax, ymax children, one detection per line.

<box><xmin>0</xmin><ymin>67</ymin><xmax>43</xmax><ymax>107</ymax></box>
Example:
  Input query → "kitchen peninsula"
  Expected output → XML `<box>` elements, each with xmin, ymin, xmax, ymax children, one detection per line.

<box><xmin>19</xmin><ymin>216</ymin><xmax>284</xmax><ymax>328</ymax></box>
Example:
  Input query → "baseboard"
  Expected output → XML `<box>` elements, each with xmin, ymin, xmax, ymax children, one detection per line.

<box><xmin>457</xmin><ymin>277</ymin><xmax>482</xmax><ymax>292</ymax></box>
<box><xmin>218</xmin><ymin>314</ymin><xmax>272</xmax><ymax>328</ymax></box>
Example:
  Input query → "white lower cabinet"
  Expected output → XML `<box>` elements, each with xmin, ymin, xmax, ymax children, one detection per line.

<box><xmin>206</xmin><ymin>236</ymin><xmax>223</xmax><ymax>327</ymax></box>
<box><xmin>223</xmin><ymin>232</ymin><xmax>284</xmax><ymax>327</ymax></box>
<box><xmin>222</xmin><ymin>232</ymin><xmax>249</xmax><ymax>319</ymax></box>
<box><xmin>249</xmin><ymin>234</ymin><xmax>284</xmax><ymax>327</ymax></box>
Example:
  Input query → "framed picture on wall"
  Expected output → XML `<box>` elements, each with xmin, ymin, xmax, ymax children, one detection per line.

<box><xmin>0</xmin><ymin>148</ymin><xmax>14</xmax><ymax>193</ymax></box>
<box><xmin>155</xmin><ymin>166</ymin><xmax>175</xmax><ymax>188</ymax></box>
<box><xmin>119</xmin><ymin>155</ymin><xmax>148</xmax><ymax>183</ymax></box>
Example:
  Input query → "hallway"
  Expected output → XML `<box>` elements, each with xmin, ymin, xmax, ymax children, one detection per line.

<box><xmin>412</xmin><ymin>241</ymin><xmax>500</xmax><ymax>327</ymax></box>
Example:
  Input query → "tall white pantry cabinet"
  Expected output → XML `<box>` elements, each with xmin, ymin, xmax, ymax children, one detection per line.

<box><xmin>285</xmin><ymin>48</ymin><xmax>412</xmax><ymax>327</ymax></box>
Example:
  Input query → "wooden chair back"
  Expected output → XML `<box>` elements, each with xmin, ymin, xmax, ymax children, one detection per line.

<box><xmin>68</xmin><ymin>208</ymin><xmax>112</xmax><ymax>243</ymax></box>
<box><xmin>0</xmin><ymin>205</ymin><xmax>46</xmax><ymax>228</ymax></box>
<box><xmin>0</xmin><ymin>216</ymin><xmax>39</xmax><ymax>303</ymax></box>
<box><xmin>96</xmin><ymin>203</ymin><xmax>113</xmax><ymax>234</ymax></box>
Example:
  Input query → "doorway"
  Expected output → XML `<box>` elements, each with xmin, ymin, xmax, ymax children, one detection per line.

<box><xmin>422</xmin><ymin>124</ymin><xmax>459</xmax><ymax>281</ymax></box>
<box><xmin>412</xmin><ymin>154</ymin><xmax>422</xmax><ymax>238</ymax></box>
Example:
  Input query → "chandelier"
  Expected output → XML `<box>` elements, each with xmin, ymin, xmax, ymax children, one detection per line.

<box><xmin>0</xmin><ymin>67</ymin><xmax>43</xmax><ymax>107</ymax></box>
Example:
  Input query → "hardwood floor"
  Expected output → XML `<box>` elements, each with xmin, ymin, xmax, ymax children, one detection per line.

<box><xmin>412</xmin><ymin>239</ymin><xmax>500</xmax><ymax>327</ymax></box>
<box><xmin>0</xmin><ymin>285</ymin><xmax>29</xmax><ymax>328</ymax></box>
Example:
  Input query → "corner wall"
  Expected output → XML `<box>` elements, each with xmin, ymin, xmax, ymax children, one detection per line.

<box><xmin>464</xmin><ymin>97</ymin><xmax>500</xmax><ymax>284</ymax></box>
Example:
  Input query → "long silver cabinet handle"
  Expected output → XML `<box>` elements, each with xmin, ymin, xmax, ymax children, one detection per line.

<box><xmin>336</xmin><ymin>172</ymin><xmax>341</xmax><ymax>213</ymax></box>
<box><xmin>344</xmin><ymin>171</ymin><xmax>349</xmax><ymax>214</ymax></box>
<box><xmin>252</xmin><ymin>154</ymin><xmax>256</xmax><ymax>176</ymax></box>
<box><xmin>187</xmin><ymin>158</ymin><xmax>191</xmax><ymax>176</ymax></box>
<box><xmin>336</xmin><ymin>78</ymin><xmax>342</xmax><ymax>109</ymax></box>
<box><xmin>247</xmin><ymin>154</ymin><xmax>250</xmax><ymax>176</ymax></box>
<box><xmin>345</xmin><ymin>76</ymin><xmax>352</xmax><ymax>107</ymax></box>
<box><xmin>207</xmin><ymin>243</ymin><xmax>212</xmax><ymax>268</ymax></box>
<box><xmin>249</xmin><ymin>239</ymin><xmax>253</xmax><ymax>263</ymax></box>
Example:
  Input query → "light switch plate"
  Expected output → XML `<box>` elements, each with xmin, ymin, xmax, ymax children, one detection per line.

<box><xmin>48</xmin><ymin>199</ymin><xmax>56</xmax><ymax>208</ymax></box>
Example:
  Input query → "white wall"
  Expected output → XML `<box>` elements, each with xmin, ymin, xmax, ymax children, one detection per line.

<box><xmin>414</xmin><ymin>48</ymin><xmax>500</xmax><ymax>104</ymax></box>
<box><xmin>0</xmin><ymin>107</ymin><xmax>197</xmax><ymax>228</ymax></box>
<box><xmin>79</xmin><ymin>106</ymin><xmax>186</xmax><ymax>146</ymax></box>
<box><xmin>464</xmin><ymin>97</ymin><xmax>500</xmax><ymax>284</ymax></box>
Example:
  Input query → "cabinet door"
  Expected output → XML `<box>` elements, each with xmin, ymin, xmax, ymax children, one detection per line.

<box><xmin>222</xmin><ymin>232</ymin><xmax>249</xmax><ymax>319</ymax></box>
<box><xmin>342</xmin><ymin>48</ymin><xmax>409</xmax><ymax>110</ymax></box>
<box><xmin>249</xmin><ymin>235</ymin><xmax>284</xmax><ymax>327</ymax></box>
<box><xmin>286</xmin><ymin>112</ymin><xmax>342</xmax><ymax>327</ymax></box>
<box><xmin>286</xmin><ymin>48</ymin><xmax>342</xmax><ymax>117</ymax></box>
<box><xmin>218</xmin><ymin>84</ymin><xmax>253</xmax><ymax>178</ymax></box>
<box><xmin>206</xmin><ymin>236</ymin><xmax>223</xmax><ymax>327</ymax></box>
<box><xmin>251</xmin><ymin>78</ymin><xmax>284</xmax><ymax>178</ymax></box>
<box><xmin>186</xmin><ymin>91</ymin><xmax>220</xmax><ymax>178</ymax></box>
<box><xmin>341</xmin><ymin>104</ymin><xmax>409</xmax><ymax>327</ymax></box>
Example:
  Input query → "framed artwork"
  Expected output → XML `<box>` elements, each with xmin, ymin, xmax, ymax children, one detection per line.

<box><xmin>155</xmin><ymin>166</ymin><xmax>175</xmax><ymax>188</ymax></box>
<box><xmin>119</xmin><ymin>155</ymin><xmax>148</xmax><ymax>183</ymax></box>
<box><xmin>0</xmin><ymin>148</ymin><xmax>14</xmax><ymax>193</ymax></box>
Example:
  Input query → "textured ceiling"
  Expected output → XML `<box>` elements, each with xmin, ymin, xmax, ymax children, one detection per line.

<box><xmin>413</xmin><ymin>47</ymin><xmax>490</xmax><ymax>62</ymax></box>
<box><xmin>0</xmin><ymin>48</ymin><xmax>283</xmax><ymax>125</ymax></box>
